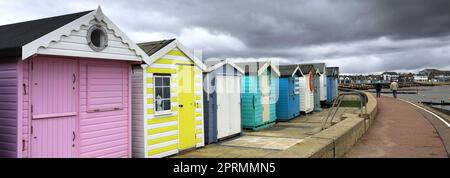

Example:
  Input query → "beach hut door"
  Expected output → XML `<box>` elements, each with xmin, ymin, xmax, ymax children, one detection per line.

<box><xmin>178</xmin><ymin>65</ymin><xmax>196</xmax><ymax>150</ymax></box>
<box><xmin>261</xmin><ymin>74</ymin><xmax>270</xmax><ymax>122</ymax></box>
<box><xmin>216</xmin><ymin>76</ymin><xmax>241</xmax><ymax>139</ymax></box>
<box><xmin>30</xmin><ymin>58</ymin><xmax>77</xmax><ymax>158</ymax></box>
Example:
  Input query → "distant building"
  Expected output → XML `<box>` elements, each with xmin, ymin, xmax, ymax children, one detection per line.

<box><xmin>398</xmin><ymin>73</ymin><xmax>414</xmax><ymax>83</ymax></box>
<box><xmin>413</xmin><ymin>75</ymin><xmax>428</xmax><ymax>82</ymax></box>
<box><xmin>419</xmin><ymin>69</ymin><xmax>440</xmax><ymax>76</ymax></box>
<box><xmin>418</xmin><ymin>69</ymin><xmax>450</xmax><ymax>82</ymax></box>
<box><xmin>431</xmin><ymin>71</ymin><xmax>450</xmax><ymax>82</ymax></box>
<box><xmin>381</xmin><ymin>72</ymin><xmax>399</xmax><ymax>81</ymax></box>
<box><xmin>339</xmin><ymin>76</ymin><xmax>351</xmax><ymax>84</ymax></box>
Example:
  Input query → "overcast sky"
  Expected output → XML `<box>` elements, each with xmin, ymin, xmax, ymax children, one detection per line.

<box><xmin>1</xmin><ymin>0</ymin><xmax>449</xmax><ymax>74</ymax></box>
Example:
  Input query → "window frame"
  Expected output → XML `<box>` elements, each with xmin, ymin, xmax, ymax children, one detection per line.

<box><xmin>87</xmin><ymin>24</ymin><xmax>109</xmax><ymax>52</ymax></box>
<box><xmin>153</xmin><ymin>74</ymin><xmax>172</xmax><ymax>115</ymax></box>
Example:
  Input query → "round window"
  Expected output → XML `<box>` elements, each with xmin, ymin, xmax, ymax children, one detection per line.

<box><xmin>87</xmin><ymin>25</ymin><xmax>108</xmax><ymax>52</ymax></box>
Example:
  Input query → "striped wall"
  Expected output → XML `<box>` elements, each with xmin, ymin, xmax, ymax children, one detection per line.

<box><xmin>141</xmin><ymin>47</ymin><xmax>204</xmax><ymax>158</ymax></box>
<box><xmin>194</xmin><ymin>65</ymin><xmax>205</xmax><ymax>148</ymax></box>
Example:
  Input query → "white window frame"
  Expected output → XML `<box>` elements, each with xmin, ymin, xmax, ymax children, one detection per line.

<box><xmin>153</xmin><ymin>75</ymin><xmax>172</xmax><ymax>115</ymax></box>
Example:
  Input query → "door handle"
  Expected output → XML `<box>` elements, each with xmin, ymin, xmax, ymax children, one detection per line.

<box><xmin>72</xmin><ymin>131</ymin><xmax>76</xmax><ymax>142</ymax></box>
<box><xmin>179</xmin><ymin>105</ymin><xmax>183</xmax><ymax>108</ymax></box>
<box><xmin>72</xmin><ymin>74</ymin><xmax>76</xmax><ymax>84</ymax></box>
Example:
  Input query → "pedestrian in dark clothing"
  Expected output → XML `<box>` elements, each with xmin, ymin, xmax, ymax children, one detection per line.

<box><xmin>375</xmin><ymin>82</ymin><xmax>382</xmax><ymax>98</ymax></box>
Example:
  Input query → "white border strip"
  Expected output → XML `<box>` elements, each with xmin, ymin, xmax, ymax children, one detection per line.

<box><xmin>400</xmin><ymin>99</ymin><xmax>450</xmax><ymax>128</ymax></box>
<box><xmin>148</xmin><ymin>121</ymin><xmax>178</xmax><ymax>129</ymax></box>
<box><xmin>148</xmin><ymin>130</ymin><xmax>178</xmax><ymax>140</ymax></box>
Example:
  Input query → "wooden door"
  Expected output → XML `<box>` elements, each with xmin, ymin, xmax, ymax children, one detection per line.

<box><xmin>216</xmin><ymin>76</ymin><xmax>228</xmax><ymax>139</ymax></box>
<box><xmin>30</xmin><ymin>58</ymin><xmax>78</xmax><ymax>158</ymax></box>
<box><xmin>216</xmin><ymin>75</ymin><xmax>242</xmax><ymax>139</ymax></box>
<box><xmin>177</xmin><ymin>65</ymin><xmax>196</xmax><ymax>150</ymax></box>
<box><xmin>229</xmin><ymin>76</ymin><xmax>242</xmax><ymax>134</ymax></box>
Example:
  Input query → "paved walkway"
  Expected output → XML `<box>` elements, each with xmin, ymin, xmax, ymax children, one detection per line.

<box><xmin>175</xmin><ymin>108</ymin><xmax>360</xmax><ymax>158</ymax></box>
<box><xmin>345</xmin><ymin>95</ymin><xmax>448</xmax><ymax>158</ymax></box>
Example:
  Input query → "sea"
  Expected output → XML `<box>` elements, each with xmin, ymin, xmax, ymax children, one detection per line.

<box><xmin>392</xmin><ymin>85</ymin><xmax>450</xmax><ymax>111</ymax></box>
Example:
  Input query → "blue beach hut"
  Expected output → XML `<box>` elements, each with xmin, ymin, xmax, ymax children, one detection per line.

<box><xmin>276</xmin><ymin>65</ymin><xmax>302</xmax><ymax>121</ymax></box>
<box><xmin>326</xmin><ymin>67</ymin><xmax>339</xmax><ymax>105</ymax></box>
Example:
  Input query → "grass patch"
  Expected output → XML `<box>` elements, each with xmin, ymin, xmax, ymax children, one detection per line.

<box><xmin>339</xmin><ymin>100</ymin><xmax>362</xmax><ymax>107</ymax></box>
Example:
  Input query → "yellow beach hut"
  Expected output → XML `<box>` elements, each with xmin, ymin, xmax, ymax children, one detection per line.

<box><xmin>132</xmin><ymin>39</ymin><xmax>207</xmax><ymax>158</ymax></box>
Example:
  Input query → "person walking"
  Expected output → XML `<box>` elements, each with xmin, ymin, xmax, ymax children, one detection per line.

<box><xmin>375</xmin><ymin>81</ymin><xmax>382</xmax><ymax>98</ymax></box>
<box><xmin>390</xmin><ymin>80</ymin><xmax>399</xmax><ymax>98</ymax></box>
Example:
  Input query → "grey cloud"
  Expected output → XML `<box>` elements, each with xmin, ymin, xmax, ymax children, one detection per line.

<box><xmin>0</xmin><ymin>0</ymin><xmax>449</xmax><ymax>74</ymax></box>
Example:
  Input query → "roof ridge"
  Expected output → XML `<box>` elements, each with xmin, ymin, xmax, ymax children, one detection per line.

<box><xmin>0</xmin><ymin>10</ymin><xmax>94</xmax><ymax>28</ymax></box>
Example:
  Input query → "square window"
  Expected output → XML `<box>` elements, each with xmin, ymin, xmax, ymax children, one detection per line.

<box><xmin>153</xmin><ymin>75</ymin><xmax>172</xmax><ymax>113</ymax></box>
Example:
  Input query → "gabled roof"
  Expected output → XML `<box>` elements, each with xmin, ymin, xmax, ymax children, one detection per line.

<box><xmin>278</xmin><ymin>65</ymin><xmax>302</xmax><ymax>77</ymax></box>
<box><xmin>301</xmin><ymin>63</ymin><xmax>326</xmax><ymax>74</ymax></box>
<box><xmin>233</xmin><ymin>61</ymin><xmax>265</xmax><ymax>75</ymax></box>
<box><xmin>298</xmin><ymin>64</ymin><xmax>315</xmax><ymax>76</ymax></box>
<box><xmin>233</xmin><ymin>59</ymin><xmax>280</xmax><ymax>76</ymax></box>
<box><xmin>326</xmin><ymin>67</ymin><xmax>339</xmax><ymax>77</ymax></box>
<box><xmin>138</xmin><ymin>39</ymin><xmax>176</xmax><ymax>56</ymax></box>
<box><xmin>204</xmin><ymin>59</ymin><xmax>245</xmax><ymax>74</ymax></box>
<box><xmin>138</xmin><ymin>39</ymin><xmax>207</xmax><ymax>71</ymax></box>
<box><xmin>0</xmin><ymin>10</ymin><xmax>93</xmax><ymax>56</ymax></box>
<box><xmin>203</xmin><ymin>59</ymin><xmax>223</xmax><ymax>68</ymax></box>
<box><xmin>0</xmin><ymin>7</ymin><xmax>148</xmax><ymax>61</ymax></box>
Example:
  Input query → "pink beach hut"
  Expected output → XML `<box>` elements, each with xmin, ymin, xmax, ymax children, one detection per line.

<box><xmin>0</xmin><ymin>7</ymin><xmax>147</xmax><ymax>158</ymax></box>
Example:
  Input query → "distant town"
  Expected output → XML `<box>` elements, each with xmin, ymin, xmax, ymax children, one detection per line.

<box><xmin>339</xmin><ymin>69</ymin><xmax>450</xmax><ymax>84</ymax></box>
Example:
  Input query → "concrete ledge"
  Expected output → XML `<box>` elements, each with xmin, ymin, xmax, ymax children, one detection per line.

<box><xmin>312</xmin><ymin>116</ymin><xmax>365</xmax><ymax>157</ymax></box>
<box><xmin>365</xmin><ymin>92</ymin><xmax>378</xmax><ymax>130</ymax></box>
<box><xmin>266</xmin><ymin>137</ymin><xmax>334</xmax><ymax>158</ymax></box>
<box><xmin>303</xmin><ymin>91</ymin><xmax>378</xmax><ymax>158</ymax></box>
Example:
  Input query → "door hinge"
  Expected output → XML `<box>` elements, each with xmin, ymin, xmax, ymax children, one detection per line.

<box><xmin>30</xmin><ymin>126</ymin><xmax>33</xmax><ymax>135</ymax></box>
<box><xmin>31</xmin><ymin>104</ymin><xmax>33</xmax><ymax>113</ymax></box>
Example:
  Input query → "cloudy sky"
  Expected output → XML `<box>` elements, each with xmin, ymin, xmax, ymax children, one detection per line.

<box><xmin>1</xmin><ymin>0</ymin><xmax>449</xmax><ymax>74</ymax></box>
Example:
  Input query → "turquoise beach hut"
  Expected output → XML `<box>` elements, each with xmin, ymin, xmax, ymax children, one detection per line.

<box><xmin>234</xmin><ymin>60</ymin><xmax>280</xmax><ymax>130</ymax></box>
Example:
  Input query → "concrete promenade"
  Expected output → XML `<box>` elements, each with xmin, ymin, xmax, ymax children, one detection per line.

<box><xmin>345</xmin><ymin>95</ymin><xmax>449</xmax><ymax>158</ymax></box>
<box><xmin>174</xmin><ymin>107</ymin><xmax>360</xmax><ymax>158</ymax></box>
